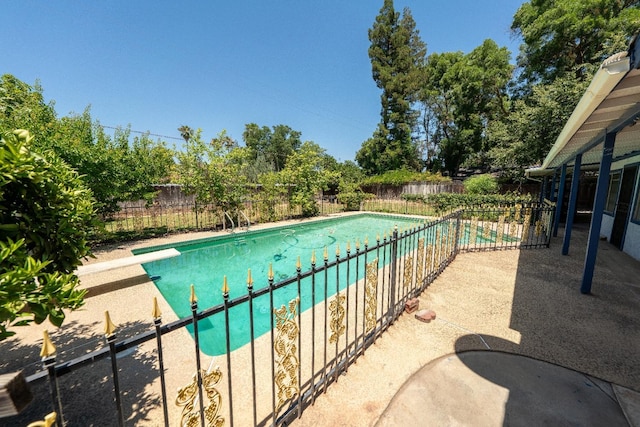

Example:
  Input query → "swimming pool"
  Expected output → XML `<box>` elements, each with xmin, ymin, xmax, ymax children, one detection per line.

<box><xmin>137</xmin><ymin>213</ymin><xmax>432</xmax><ymax>355</ymax></box>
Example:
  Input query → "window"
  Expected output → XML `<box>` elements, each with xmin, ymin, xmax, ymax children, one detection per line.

<box><xmin>605</xmin><ymin>171</ymin><xmax>621</xmax><ymax>213</ymax></box>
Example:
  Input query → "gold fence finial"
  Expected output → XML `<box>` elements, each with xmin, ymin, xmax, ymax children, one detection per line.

<box><xmin>190</xmin><ymin>284</ymin><xmax>197</xmax><ymax>304</ymax></box>
<box><xmin>346</xmin><ymin>241</ymin><xmax>351</xmax><ymax>252</ymax></box>
<box><xmin>222</xmin><ymin>276</ymin><xmax>229</xmax><ymax>295</ymax></box>
<box><xmin>27</xmin><ymin>411</ymin><xmax>57</xmax><ymax>427</ymax></box>
<box><xmin>104</xmin><ymin>311</ymin><xmax>116</xmax><ymax>337</ymax></box>
<box><xmin>268</xmin><ymin>263</ymin><xmax>274</xmax><ymax>280</ymax></box>
<box><xmin>323</xmin><ymin>246</ymin><xmax>328</xmax><ymax>260</ymax></box>
<box><xmin>39</xmin><ymin>330</ymin><xmax>56</xmax><ymax>358</ymax></box>
<box><xmin>335</xmin><ymin>243</ymin><xmax>340</xmax><ymax>257</ymax></box>
<box><xmin>247</xmin><ymin>269</ymin><xmax>253</xmax><ymax>288</ymax></box>
<box><xmin>296</xmin><ymin>256</ymin><xmax>301</xmax><ymax>270</ymax></box>
<box><xmin>311</xmin><ymin>250</ymin><xmax>316</xmax><ymax>265</ymax></box>
<box><xmin>152</xmin><ymin>297</ymin><xmax>162</xmax><ymax>319</ymax></box>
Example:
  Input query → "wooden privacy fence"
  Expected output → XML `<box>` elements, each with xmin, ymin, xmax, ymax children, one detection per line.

<box><xmin>361</xmin><ymin>182</ymin><xmax>464</xmax><ymax>198</ymax></box>
<box><xmin>3</xmin><ymin>203</ymin><xmax>554</xmax><ymax>426</ymax></box>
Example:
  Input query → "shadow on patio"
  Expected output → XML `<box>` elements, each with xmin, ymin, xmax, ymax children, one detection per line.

<box><xmin>375</xmin><ymin>224</ymin><xmax>640</xmax><ymax>426</ymax></box>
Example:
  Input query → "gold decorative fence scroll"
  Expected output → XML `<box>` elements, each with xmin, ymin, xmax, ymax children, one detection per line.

<box><xmin>176</xmin><ymin>367</ymin><xmax>224</xmax><ymax>427</ymax></box>
<box><xmin>273</xmin><ymin>297</ymin><xmax>300</xmax><ymax>414</ymax></box>
<box><xmin>329</xmin><ymin>293</ymin><xmax>346</xmax><ymax>344</ymax></box>
<box><xmin>365</xmin><ymin>258</ymin><xmax>379</xmax><ymax>334</ymax></box>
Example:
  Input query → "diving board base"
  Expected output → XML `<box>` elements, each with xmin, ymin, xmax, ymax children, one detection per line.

<box><xmin>76</xmin><ymin>248</ymin><xmax>180</xmax><ymax>276</ymax></box>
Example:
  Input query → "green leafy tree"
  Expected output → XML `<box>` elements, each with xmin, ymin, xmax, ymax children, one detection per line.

<box><xmin>47</xmin><ymin>111</ymin><xmax>174</xmax><ymax>214</ymax></box>
<box><xmin>1</xmin><ymin>76</ymin><xmax>174</xmax><ymax>214</ymax></box>
<box><xmin>257</xmin><ymin>171</ymin><xmax>287</xmax><ymax>221</ymax></box>
<box><xmin>176</xmin><ymin>128</ymin><xmax>247</xmax><ymax>215</ymax></box>
<box><xmin>512</xmin><ymin>0</ymin><xmax>640</xmax><ymax>86</ymax></box>
<box><xmin>357</xmin><ymin>0</ymin><xmax>426</xmax><ymax>175</ymax></box>
<box><xmin>123</xmin><ymin>133</ymin><xmax>176</xmax><ymax>201</ymax></box>
<box><xmin>0</xmin><ymin>130</ymin><xmax>95</xmax><ymax>340</ymax></box>
<box><xmin>243</xmin><ymin>123</ymin><xmax>302</xmax><ymax>172</ymax></box>
<box><xmin>421</xmin><ymin>40</ymin><xmax>512</xmax><ymax>176</ymax></box>
<box><xmin>0</xmin><ymin>74</ymin><xmax>57</xmax><ymax>141</ymax></box>
<box><xmin>280</xmin><ymin>141</ymin><xmax>337</xmax><ymax>217</ymax></box>
<box><xmin>488</xmin><ymin>75</ymin><xmax>589</xmax><ymax>181</ymax></box>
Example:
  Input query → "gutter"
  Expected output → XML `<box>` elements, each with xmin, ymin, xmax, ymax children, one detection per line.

<box><xmin>525</xmin><ymin>52</ymin><xmax>631</xmax><ymax>179</ymax></box>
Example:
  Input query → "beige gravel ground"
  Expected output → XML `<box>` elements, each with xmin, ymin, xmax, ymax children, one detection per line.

<box><xmin>1</xmin><ymin>218</ymin><xmax>639</xmax><ymax>426</ymax></box>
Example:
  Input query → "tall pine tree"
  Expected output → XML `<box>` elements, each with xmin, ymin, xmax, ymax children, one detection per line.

<box><xmin>356</xmin><ymin>0</ymin><xmax>426</xmax><ymax>175</ymax></box>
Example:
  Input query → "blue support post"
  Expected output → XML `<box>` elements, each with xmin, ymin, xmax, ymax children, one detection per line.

<box><xmin>581</xmin><ymin>132</ymin><xmax>616</xmax><ymax>294</ymax></box>
<box><xmin>550</xmin><ymin>171</ymin><xmax>558</xmax><ymax>202</ymax></box>
<box><xmin>553</xmin><ymin>164</ymin><xmax>568</xmax><ymax>237</ymax></box>
<box><xmin>562</xmin><ymin>154</ymin><xmax>582</xmax><ymax>255</ymax></box>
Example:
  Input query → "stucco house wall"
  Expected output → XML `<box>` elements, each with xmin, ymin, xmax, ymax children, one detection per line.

<box><xmin>624</xmin><ymin>222</ymin><xmax>640</xmax><ymax>260</ymax></box>
<box><xmin>600</xmin><ymin>154</ymin><xmax>640</xmax><ymax>260</ymax></box>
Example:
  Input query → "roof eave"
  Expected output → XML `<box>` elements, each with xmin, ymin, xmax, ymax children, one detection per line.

<box><xmin>538</xmin><ymin>55</ymin><xmax>631</xmax><ymax>171</ymax></box>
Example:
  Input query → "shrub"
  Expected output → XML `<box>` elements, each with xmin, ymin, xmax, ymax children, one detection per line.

<box><xmin>427</xmin><ymin>192</ymin><xmax>534</xmax><ymax>213</ymax></box>
<box><xmin>400</xmin><ymin>193</ymin><xmax>428</xmax><ymax>203</ymax></box>
<box><xmin>0</xmin><ymin>129</ymin><xmax>96</xmax><ymax>340</ymax></box>
<box><xmin>463</xmin><ymin>174</ymin><xmax>499</xmax><ymax>195</ymax></box>
<box><xmin>337</xmin><ymin>188</ymin><xmax>375</xmax><ymax>211</ymax></box>
<box><xmin>362</xmin><ymin>169</ymin><xmax>450</xmax><ymax>186</ymax></box>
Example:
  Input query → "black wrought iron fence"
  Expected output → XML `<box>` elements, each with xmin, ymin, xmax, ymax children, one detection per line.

<box><xmin>4</xmin><ymin>204</ymin><xmax>553</xmax><ymax>426</ymax></box>
<box><xmin>456</xmin><ymin>202</ymin><xmax>555</xmax><ymax>251</ymax></box>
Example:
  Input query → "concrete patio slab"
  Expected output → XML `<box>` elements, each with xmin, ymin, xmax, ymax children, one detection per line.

<box><xmin>376</xmin><ymin>351</ymin><xmax>630</xmax><ymax>427</ymax></box>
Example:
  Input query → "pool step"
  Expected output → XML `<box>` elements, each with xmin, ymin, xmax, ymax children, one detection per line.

<box><xmin>235</xmin><ymin>237</ymin><xmax>247</xmax><ymax>246</ymax></box>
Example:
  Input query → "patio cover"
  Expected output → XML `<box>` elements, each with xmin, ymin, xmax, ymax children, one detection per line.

<box><xmin>524</xmin><ymin>34</ymin><xmax>640</xmax><ymax>294</ymax></box>
<box><xmin>526</xmin><ymin>37</ymin><xmax>640</xmax><ymax>177</ymax></box>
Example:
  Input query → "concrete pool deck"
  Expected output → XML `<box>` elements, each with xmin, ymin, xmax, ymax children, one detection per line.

<box><xmin>1</xmin><ymin>216</ymin><xmax>639</xmax><ymax>426</ymax></box>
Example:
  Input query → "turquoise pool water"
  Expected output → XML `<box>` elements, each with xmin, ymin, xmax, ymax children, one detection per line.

<box><xmin>138</xmin><ymin>213</ymin><xmax>426</xmax><ymax>355</ymax></box>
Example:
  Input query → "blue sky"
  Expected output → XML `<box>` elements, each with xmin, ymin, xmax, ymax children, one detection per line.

<box><xmin>3</xmin><ymin>1</ymin><xmax>524</xmax><ymax>162</ymax></box>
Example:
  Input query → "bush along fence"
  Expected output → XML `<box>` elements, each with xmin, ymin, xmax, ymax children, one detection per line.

<box><xmin>5</xmin><ymin>203</ymin><xmax>554</xmax><ymax>426</ymax></box>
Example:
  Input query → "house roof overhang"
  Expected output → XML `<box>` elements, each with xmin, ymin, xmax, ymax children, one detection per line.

<box><xmin>526</xmin><ymin>35</ymin><xmax>640</xmax><ymax>177</ymax></box>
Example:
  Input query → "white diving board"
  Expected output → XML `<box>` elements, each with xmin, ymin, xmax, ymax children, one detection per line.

<box><xmin>76</xmin><ymin>248</ymin><xmax>180</xmax><ymax>276</ymax></box>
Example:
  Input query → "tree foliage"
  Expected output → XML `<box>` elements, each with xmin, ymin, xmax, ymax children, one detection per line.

<box><xmin>463</xmin><ymin>174</ymin><xmax>499</xmax><ymax>195</ymax></box>
<box><xmin>0</xmin><ymin>130</ymin><xmax>95</xmax><ymax>340</ymax></box>
<box><xmin>362</xmin><ymin>169</ymin><xmax>449</xmax><ymax>185</ymax></box>
<box><xmin>512</xmin><ymin>0</ymin><xmax>640</xmax><ymax>86</ymax></box>
<box><xmin>0</xmin><ymin>75</ymin><xmax>175</xmax><ymax>215</ymax></box>
<box><xmin>0</xmin><ymin>74</ymin><xmax>57</xmax><ymax>141</ymax></box>
<box><xmin>243</xmin><ymin>123</ymin><xmax>302</xmax><ymax>173</ymax></box>
<box><xmin>176</xmin><ymin>129</ymin><xmax>248</xmax><ymax>214</ymax></box>
<box><xmin>421</xmin><ymin>40</ymin><xmax>512</xmax><ymax>176</ymax></box>
<box><xmin>279</xmin><ymin>141</ymin><xmax>337</xmax><ymax>217</ymax></box>
<box><xmin>357</xmin><ymin>0</ymin><xmax>426</xmax><ymax>175</ymax></box>
<box><xmin>487</xmin><ymin>75</ymin><xmax>589</xmax><ymax>181</ymax></box>
<box><xmin>46</xmin><ymin>111</ymin><xmax>175</xmax><ymax>214</ymax></box>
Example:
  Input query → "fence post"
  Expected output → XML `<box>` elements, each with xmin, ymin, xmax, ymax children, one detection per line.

<box><xmin>189</xmin><ymin>286</ymin><xmax>206</xmax><ymax>427</ymax></box>
<box><xmin>152</xmin><ymin>298</ymin><xmax>170</xmax><ymax>427</ymax></box>
<box><xmin>40</xmin><ymin>331</ymin><xmax>64</xmax><ymax>426</ymax></box>
<box><xmin>104</xmin><ymin>311</ymin><xmax>125</xmax><ymax>427</ymax></box>
<box><xmin>454</xmin><ymin>210</ymin><xmax>462</xmax><ymax>256</ymax></box>
<box><xmin>194</xmin><ymin>201</ymin><xmax>199</xmax><ymax>229</ymax></box>
<box><xmin>388</xmin><ymin>226</ymin><xmax>399</xmax><ymax>324</ymax></box>
<box><xmin>222</xmin><ymin>278</ymin><xmax>234</xmax><ymax>427</ymax></box>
